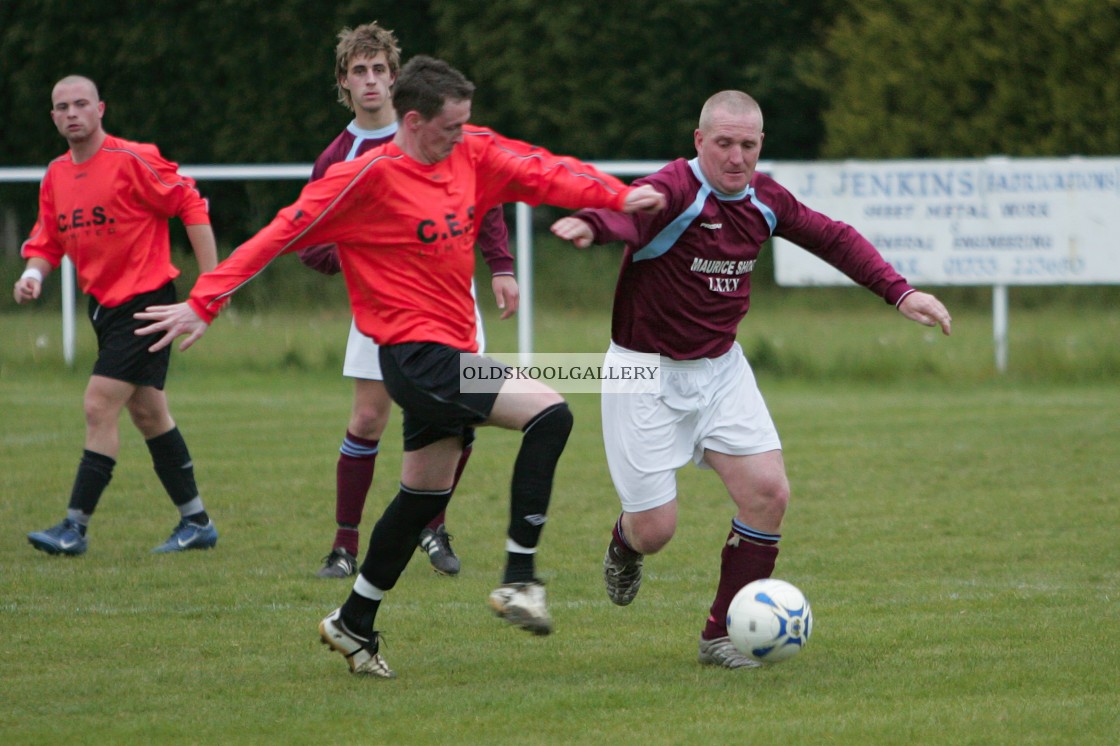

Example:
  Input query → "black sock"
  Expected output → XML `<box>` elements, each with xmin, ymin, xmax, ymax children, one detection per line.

<box><xmin>183</xmin><ymin>510</ymin><xmax>210</xmax><ymax>526</ymax></box>
<box><xmin>507</xmin><ymin>403</ymin><xmax>573</xmax><ymax>549</ymax></box>
<box><xmin>357</xmin><ymin>485</ymin><xmax>452</xmax><ymax>592</ymax></box>
<box><xmin>146</xmin><ymin>427</ymin><xmax>204</xmax><ymax>514</ymax></box>
<box><xmin>340</xmin><ymin>594</ymin><xmax>382</xmax><ymax>638</ymax></box>
<box><xmin>68</xmin><ymin>450</ymin><xmax>116</xmax><ymax>516</ymax></box>
<box><xmin>503</xmin><ymin>551</ymin><xmax>536</xmax><ymax>584</ymax></box>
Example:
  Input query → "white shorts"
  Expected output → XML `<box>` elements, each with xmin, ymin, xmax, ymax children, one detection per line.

<box><xmin>600</xmin><ymin>341</ymin><xmax>781</xmax><ymax>513</ymax></box>
<box><xmin>342</xmin><ymin>280</ymin><xmax>487</xmax><ymax>380</ymax></box>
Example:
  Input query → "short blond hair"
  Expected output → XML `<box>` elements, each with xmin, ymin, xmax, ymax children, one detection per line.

<box><xmin>334</xmin><ymin>22</ymin><xmax>402</xmax><ymax>111</ymax></box>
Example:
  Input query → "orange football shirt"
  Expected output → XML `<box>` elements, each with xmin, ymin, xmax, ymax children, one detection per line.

<box><xmin>21</xmin><ymin>134</ymin><xmax>210</xmax><ymax>307</ymax></box>
<box><xmin>190</xmin><ymin>126</ymin><xmax>630</xmax><ymax>351</ymax></box>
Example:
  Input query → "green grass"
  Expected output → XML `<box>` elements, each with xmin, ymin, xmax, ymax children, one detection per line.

<box><xmin>1</xmin><ymin>298</ymin><xmax>1118</xmax><ymax>744</ymax></box>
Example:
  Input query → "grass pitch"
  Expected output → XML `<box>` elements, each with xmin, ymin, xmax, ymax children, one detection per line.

<box><xmin>1</xmin><ymin>301</ymin><xmax>1118</xmax><ymax>744</ymax></box>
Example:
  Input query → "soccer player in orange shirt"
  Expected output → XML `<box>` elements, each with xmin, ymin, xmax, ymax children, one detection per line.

<box><xmin>136</xmin><ymin>56</ymin><xmax>665</xmax><ymax>677</ymax></box>
<box><xmin>14</xmin><ymin>75</ymin><xmax>220</xmax><ymax>556</ymax></box>
<box><xmin>299</xmin><ymin>22</ymin><xmax>519</xmax><ymax>580</ymax></box>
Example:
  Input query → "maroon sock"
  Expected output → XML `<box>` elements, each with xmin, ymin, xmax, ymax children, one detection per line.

<box><xmin>423</xmin><ymin>445</ymin><xmax>471</xmax><ymax>532</ymax></box>
<box><xmin>335</xmin><ymin>431</ymin><xmax>379</xmax><ymax>554</ymax></box>
<box><xmin>611</xmin><ymin>513</ymin><xmax>641</xmax><ymax>558</ymax></box>
<box><xmin>333</xmin><ymin>527</ymin><xmax>361</xmax><ymax>557</ymax></box>
<box><xmin>701</xmin><ymin>533</ymin><xmax>779</xmax><ymax>640</ymax></box>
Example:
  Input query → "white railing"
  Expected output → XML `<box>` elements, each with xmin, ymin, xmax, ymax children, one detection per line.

<box><xmin>9</xmin><ymin>156</ymin><xmax>1084</xmax><ymax>373</ymax></box>
<box><xmin>1</xmin><ymin>161</ymin><xmax>670</xmax><ymax>366</ymax></box>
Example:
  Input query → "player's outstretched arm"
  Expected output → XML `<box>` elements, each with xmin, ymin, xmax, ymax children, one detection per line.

<box><xmin>134</xmin><ymin>302</ymin><xmax>209</xmax><ymax>352</ymax></box>
<box><xmin>622</xmin><ymin>184</ymin><xmax>666</xmax><ymax>214</ymax></box>
<box><xmin>898</xmin><ymin>291</ymin><xmax>952</xmax><ymax>336</ymax></box>
<box><xmin>550</xmin><ymin>217</ymin><xmax>594</xmax><ymax>249</ymax></box>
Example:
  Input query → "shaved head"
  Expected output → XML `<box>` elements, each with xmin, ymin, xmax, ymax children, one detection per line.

<box><xmin>52</xmin><ymin>75</ymin><xmax>100</xmax><ymax>103</ymax></box>
<box><xmin>50</xmin><ymin>74</ymin><xmax>106</xmax><ymax>157</ymax></box>
<box><xmin>694</xmin><ymin>90</ymin><xmax>765</xmax><ymax>195</ymax></box>
<box><xmin>699</xmin><ymin>90</ymin><xmax>763</xmax><ymax>133</ymax></box>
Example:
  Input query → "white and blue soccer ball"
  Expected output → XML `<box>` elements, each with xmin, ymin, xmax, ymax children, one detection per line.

<box><xmin>726</xmin><ymin>578</ymin><xmax>813</xmax><ymax>664</ymax></box>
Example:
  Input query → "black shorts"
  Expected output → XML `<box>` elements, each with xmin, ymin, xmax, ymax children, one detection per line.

<box><xmin>379</xmin><ymin>342</ymin><xmax>510</xmax><ymax>452</ymax></box>
<box><xmin>89</xmin><ymin>282</ymin><xmax>177</xmax><ymax>389</ymax></box>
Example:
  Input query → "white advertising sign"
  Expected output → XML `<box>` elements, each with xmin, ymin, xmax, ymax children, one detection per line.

<box><xmin>770</xmin><ymin>158</ymin><xmax>1120</xmax><ymax>286</ymax></box>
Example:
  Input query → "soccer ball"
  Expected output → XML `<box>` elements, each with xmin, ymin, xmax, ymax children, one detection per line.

<box><xmin>726</xmin><ymin>578</ymin><xmax>812</xmax><ymax>664</ymax></box>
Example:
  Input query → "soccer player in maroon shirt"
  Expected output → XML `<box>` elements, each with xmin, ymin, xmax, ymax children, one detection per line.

<box><xmin>300</xmin><ymin>22</ymin><xmax>518</xmax><ymax>580</ymax></box>
<box><xmin>14</xmin><ymin>75</ymin><xmax>219</xmax><ymax>557</ymax></box>
<box><xmin>136</xmin><ymin>56</ymin><xmax>666</xmax><ymax>677</ymax></box>
<box><xmin>552</xmin><ymin>90</ymin><xmax>952</xmax><ymax>669</ymax></box>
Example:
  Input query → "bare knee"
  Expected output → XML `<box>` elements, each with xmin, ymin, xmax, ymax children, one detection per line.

<box><xmin>623</xmin><ymin>504</ymin><xmax>677</xmax><ymax>554</ymax></box>
<box><xmin>760</xmin><ymin>473</ymin><xmax>790</xmax><ymax>512</ymax></box>
<box><xmin>487</xmin><ymin>380</ymin><xmax>565</xmax><ymax>430</ymax></box>
<box><xmin>634</xmin><ymin>526</ymin><xmax>674</xmax><ymax>554</ymax></box>
<box><xmin>84</xmin><ymin>389</ymin><xmax>120</xmax><ymax>432</ymax></box>
<box><xmin>350</xmin><ymin>380</ymin><xmax>392</xmax><ymax>439</ymax></box>
<box><xmin>122</xmin><ymin>389</ymin><xmax>173</xmax><ymax>438</ymax></box>
<box><xmin>349</xmin><ymin>400</ymin><xmax>391</xmax><ymax>440</ymax></box>
<box><xmin>736</xmin><ymin>474</ymin><xmax>790</xmax><ymax>531</ymax></box>
<box><xmin>709</xmin><ymin>450</ymin><xmax>791</xmax><ymax>530</ymax></box>
<box><xmin>127</xmin><ymin>402</ymin><xmax>162</xmax><ymax>434</ymax></box>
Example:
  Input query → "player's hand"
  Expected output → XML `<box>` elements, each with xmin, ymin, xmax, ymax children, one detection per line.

<box><xmin>133</xmin><ymin>302</ymin><xmax>210</xmax><ymax>352</ymax></box>
<box><xmin>491</xmin><ymin>274</ymin><xmax>520</xmax><ymax>320</ymax></box>
<box><xmin>898</xmin><ymin>291</ymin><xmax>952</xmax><ymax>336</ymax></box>
<box><xmin>550</xmin><ymin>217</ymin><xmax>595</xmax><ymax>249</ymax></box>
<box><xmin>622</xmin><ymin>184</ymin><xmax>666</xmax><ymax>214</ymax></box>
<box><xmin>13</xmin><ymin>277</ymin><xmax>41</xmax><ymax>304</ymax></box>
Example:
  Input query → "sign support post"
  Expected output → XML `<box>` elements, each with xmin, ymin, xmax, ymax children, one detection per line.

<box><xmin>993</xmin><ymin>284</ymin><xmax>1008</xmax><ymax>373</ymax></box>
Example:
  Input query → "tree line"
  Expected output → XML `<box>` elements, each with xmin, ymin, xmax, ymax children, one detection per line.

<box><xmin>2</xmin><ymin>0</ymin><xmax>1117</xmax><ymax>248</ymax></box>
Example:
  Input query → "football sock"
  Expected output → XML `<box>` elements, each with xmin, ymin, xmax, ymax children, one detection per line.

<box><xmin>611</xmin><ymin>514</ymin><xmax>642</xmax><ymax>559</ymax></box>
<box><xmin>182</xmin><ymin>510</ymin><xmax>210</xmax><ymax>526</ymax></box>
<box><xmin>67</xmin><ymin>449</ymin><xmax>116</xmax><ymax>517</ymax></box>
<box><xmin>146</xmin><ymin>427</ymin><xmax>209</xmax><ymax>524</ymax></box>
<box><xmin>336</xmin><ymin>432</ymin><xmax>379</xmax><ymax>537</ymax></box>
<box><xmin>341</xmin><ymin>573</ymin><xmax>385</xmax><ymax>637</ymax></box>
<box><xmin>66</xmin><ymin>509</ymin><xmax>90</xmax><ymax>535</ymax></box>
<box><xmin>333</xmin><ymin>525</ymin><xmax>361</xmax><ymax>557</ymax></box>
<box><xmin>423</xmin><ymin>445</ymin><xmax>472</xmax><ymax>532</ymax></box>
<box><xmin>502</xmin><ymin>539</ymin><xmax>537</xmax><ymax>584</ymax></box>
<box><xmin>702</xmin><ymin>519</ymin><xmax>780</xmax><ymax>640</ymax></box>
<box><xmin>507</xmin><ymin>403</ymin><xmax>572</xmax><ymax>549</ymax></box>
<box><xmin>357</xmin><ymin>484</ymin><xmax>452</xmax><ymax>592</ymax></box>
